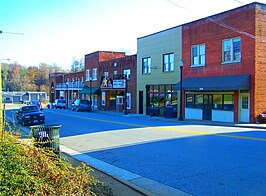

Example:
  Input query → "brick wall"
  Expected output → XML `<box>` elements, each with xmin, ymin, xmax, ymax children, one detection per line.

<box><xmin>182</xmin><ymin>3</ymin><xmax>259</xmax><ymax>121</ymax></box>
<box><xmin>84</xmin><ymin>51</ymin><xmax>126</xmax><ymax>87</ymax></box>
<box><xmin>98</xmin><ymin>54</ymin><xmax>137</xmax><ymax>113</ymax></box>
<box><xmin>254</xmin><ymin>4</ymin><xmax>266</xmax><ymax>118</ymax></box>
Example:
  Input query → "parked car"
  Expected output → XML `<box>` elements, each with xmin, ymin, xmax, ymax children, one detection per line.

<box><xmin>256</xmin><ymin>111</ymin><xmax>266</xmax><ymax>124</ymax></box>
<box><xmin>53</xmin><ymin>99</ymin><xmax>67</xmax><ymax>109</ymax></box>
<box><xmin>16</xmin><ymin>105</ymin><xmax>45</xmax><ymax>126</ymax></box>
<box><xmin>71</xmin><ymin>99</ymin><xmax>91</xmax><ymax>112</ymax></box>
<box><xmin>30</xmin><ymin>100</ymin><xmax>43</xmax><ymax>109</ymax></box>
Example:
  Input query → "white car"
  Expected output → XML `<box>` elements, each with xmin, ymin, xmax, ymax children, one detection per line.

<box><xmin>53</xmin><ymin>99</ymin><xmax>67</xmax><ymax>109</ymax></box>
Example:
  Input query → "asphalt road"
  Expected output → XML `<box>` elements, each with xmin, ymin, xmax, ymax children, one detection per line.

<box><xmin>6</xmin><ymin>107</ymin><xmax>266</xmax><ymax>195</ymax></box>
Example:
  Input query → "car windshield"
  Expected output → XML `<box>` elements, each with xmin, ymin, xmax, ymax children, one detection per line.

<box><xmin>58</xmin><ymin>100</ymin><xmax>66</xmax><ymax>103</ymax></box>
<box><xmin>22</xmin><ymin>106</ymin><xmax>39</xmax><ymax>113</ymax></box>
<box><xmin>80</xmin><ymin>100</ymin><xmax>89</xmax><ymax>104</ymax></box>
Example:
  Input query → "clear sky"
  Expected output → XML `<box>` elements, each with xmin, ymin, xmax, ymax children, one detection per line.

<box><xmin>0</xmin><ymin>0</ymin><xmax>265</xmax><ymax>70</ymax></box>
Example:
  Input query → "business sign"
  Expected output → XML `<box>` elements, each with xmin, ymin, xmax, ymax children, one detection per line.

<box><xmin>113</xmin><ymin>79</ymin><xmax>126</xmax><ymax>89</ymax></box>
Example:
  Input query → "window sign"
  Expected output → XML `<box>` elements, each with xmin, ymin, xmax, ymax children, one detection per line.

<box><xmin>126</xmin><ymin>93</ymin><xmax>131</xmax><ymax>109</ymax></box>
<box><xmin>113</xmin><ymin>79</ymin><xmax>126</xmax><ymax>88</ymax></box>
<box><xmin>102</xmin><ymin>92</ymin><xmax>106</xmax><ymax>106</ymax></box>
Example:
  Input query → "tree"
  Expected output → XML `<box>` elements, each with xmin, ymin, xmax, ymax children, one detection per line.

<box><xmin>1</xmin><ymin>62</ymin><xmax>64</xmax><ymax>94</ymax></box>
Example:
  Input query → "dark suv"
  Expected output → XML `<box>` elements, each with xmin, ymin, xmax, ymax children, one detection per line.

<box><xmin>71</xmin><ymin>99</ymin><xmax>91</xmax><ymax>112</ymax></box>
<box><xmin>53</xmin><ymin>99</ymin><xmax>67</xmax><ymax>109</ymax></box>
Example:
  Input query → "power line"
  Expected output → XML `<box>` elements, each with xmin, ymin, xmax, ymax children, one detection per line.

<box><xmin>164</xmin><ymin>0</ymin><xmax>266</xmax><ymax>43</ymax></box>
<box><xmin>0</xmin><ymin>31</ymin><xmax>24</xmax><ymax>35</ymax></box>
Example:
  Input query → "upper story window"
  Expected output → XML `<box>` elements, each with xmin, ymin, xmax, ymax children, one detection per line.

<box><xmin>104</xmin><ymin>72</ymin><xmax>109</xmax><ymax>77</ymax></box>
<box><xmin>191</xmin><ymin>44</ymin><xmax>205</xmax><ymax>67</ymax></box>
<box><xmin>222</xmin><ymin>37</ymin><xmax>241</xmax><ymax>63</ymax></box>
<box><xmin>163</xmin><ymin>53</ymin><xmax>174</xmax><ymax>72</ymax></box>
<box><xmin>92</xmin><ymin>68</ymin><xmax>97</xmax><ymax>80</ymax></box>
<box><xmin>123</xmin><ymin>69</ymin><xmax>130</xmax><ymax>80</ymax></box>
<box><xmin>142</xmin><ymin>57</ymin><xmax>151</xmax><ymax>74</ymax></box>
<box><xmin>85</xmin><ymin>69</ymin><xmax>90</xmax><ymax>81</ymax></box>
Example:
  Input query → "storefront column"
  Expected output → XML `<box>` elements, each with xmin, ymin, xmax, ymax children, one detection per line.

<box><xmin>234</xmin><ymin>90</ymin><xmax>239</xmax><ymax>122</ymax></box>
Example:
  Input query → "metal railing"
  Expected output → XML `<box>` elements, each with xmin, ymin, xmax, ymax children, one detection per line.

<box><xmin>56</xmin><ymin>82</ymin><xmax>84</xmax><ymax>89</ymax></box>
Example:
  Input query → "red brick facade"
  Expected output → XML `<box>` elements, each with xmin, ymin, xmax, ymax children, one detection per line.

<box><xmin>254</xmin><ymin>4</ymin><xmax>266</xmax><ymax>118</ymax></box>
<box><xmin>84</xmin><ymin>51</ymin><xmax>126</xmax><ymax>88</ymax></box>
<box><xmin>84</xmin><ymin>51</ymin><xmax>137</xmax><ymax>113</ymax></box>
<box><xmin>98</xmin><ymin>54</ymin><xmax>137</xmax><ymax>113</ymax></box>
<box><xmin>182</xmin><ymin>2</ymin><xmax>266</xmax><ymax>122</ymax></box>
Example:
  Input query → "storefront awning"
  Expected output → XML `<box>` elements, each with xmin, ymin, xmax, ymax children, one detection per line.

<box><xmin>78</xmin><ymin>87</ymin><xmax>101</xmax><ymax>94</ymax></box>
<box><xmin>174</xmin><ymin>74</ymin><xmax>250</xmax><ymax>91</ymax></box>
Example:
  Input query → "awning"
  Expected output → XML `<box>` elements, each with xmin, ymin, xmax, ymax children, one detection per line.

<box><xmin>78</xmin><ymin>87</ymin><xmax>101</xmax><ymax>94</ymax></box>
<box><xmin>174</xmin><ymin>74</ymin><xmax>250</xmax><ymax>91</ymax></box>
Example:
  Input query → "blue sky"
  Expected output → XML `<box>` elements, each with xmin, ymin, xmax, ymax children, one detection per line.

<box><xmin>0</xmin><ymin>0</ymin><xmax>264</xmax><ymax>70</ymax></box>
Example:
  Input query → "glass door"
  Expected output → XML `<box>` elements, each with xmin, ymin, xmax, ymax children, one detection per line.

<box><xmin>203</xmin><ymin>94</ymin><xmax>213</xmax><ymax>120</ymax></box>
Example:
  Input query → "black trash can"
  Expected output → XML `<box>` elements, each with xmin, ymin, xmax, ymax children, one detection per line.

<box><xmin>30</xmin><ymin>124</ymin><xmax>61</xmax><ymax>154</ymax></box>
<box><xmin>165</xmin><ymin>106</ymin><xmax>174</xmax><ymax>118</ymax></box>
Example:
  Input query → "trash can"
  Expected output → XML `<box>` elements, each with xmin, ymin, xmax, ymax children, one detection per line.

<box><xmin>30</xmin><ymin>124</ymin><xmax>61</xmax><ymax>154</ymax></box>
<box><xmin>165</xmin><ymin>105</ymin><xmax>174</xmax><ymax>118</ymax></box>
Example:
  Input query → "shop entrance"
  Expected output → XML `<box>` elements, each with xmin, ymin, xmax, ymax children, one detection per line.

<box><xmin>203</xmin><ymin>94</ymin><xmax>213</xmax><ymax>120</ymax></box>
<box><xmin>116</xmin><ymin>96</ymin><xmax>124</xmax><ymax>112</ymax></box>
<box><xmin>240</xmin><ymin>93</ymin><xmax>249</xmax><ymax>122</ymax></box>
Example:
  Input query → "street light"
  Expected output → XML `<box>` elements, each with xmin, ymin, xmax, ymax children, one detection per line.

<box><xmin>178</xmin><ymin>60</ymin><xmax>184</xmax><ymax>121</ymax></box>
<box><xmin>89</xmin><ymin>77</ymin><xmax>92</xmax><ymax>105</ymax></box>
<box><xmin>66</xmin><ymin>82</ymin><xmax>69</xmax><ymax>109</ymax></box>
<box><xmin>124</xmin><ymin>76</ymin><xmax>128</xmax><ymax>115</ymax></box>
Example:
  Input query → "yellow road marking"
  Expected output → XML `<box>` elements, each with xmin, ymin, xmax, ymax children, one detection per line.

<box><xmin>47</xmin><ymin>110</ymin><xmax>144</xmax><ymax>127</ymax></box>
<box><xmin>46</xmin><ymin>110</ymin><xmax>266</xmax><ymax>142</ymax></box>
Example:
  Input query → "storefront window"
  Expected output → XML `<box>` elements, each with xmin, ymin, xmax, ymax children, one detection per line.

<box><xmin>195</xmin><ymin>95</ymin><xmax>203</xmax><ymax>109</ymax></box>
<box><xmin>110</xmin><ymin>91</ymin><xmax>116</xmax><ymax>106</ymax></box>
<box><xmin>172</xmin><ymin>93</ymin><xmax>178</xmax><ymax>106</ymax></box>
<box><xmin>147</xmin><ymin>84</ymin><xmax>177</xmax><ymax>108</ymax></box>
<box><xmin>159</xmin><ymin>94</ymin><xmax>165</xmax><ymax>106</ymax></box>
<box><xmin>165</xmin><ymin>93</ymin><xmax>171</xmax><ymax>103</ymax></box>
<box><xmin>224</xmin><ymin>94</ymin><xmax>234</xmax><ymax>110</ymax></box>
<box><xmin>153</xmin><ymin>85</ymin><xmax>159</xmax><ymax>92</ymax></box>
<box><xmin>153</xmin><ymin>93</ymin><xmax>160</xmax><ymax>107</ymax></box>
<box><xmin>213</xmin><ymin>94</ymin><xmax>223</xmax><ymax>110</ymax></box>
<box><xmin>160</xmin><ymin>85</ymin><xmax>165</xmax><ymax>92</ymax></box>
<box><xmin>186</xmin><ymin>94</ymin><xmax>194</xmax><ymax>108</ymax></box>
<box><xmin>166</xmin><ymin>85</ymin><xmax>172</xmax><ymax>93</ymax></box>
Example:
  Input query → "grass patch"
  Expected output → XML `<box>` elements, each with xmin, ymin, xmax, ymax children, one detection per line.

<box><xmin>0</xmin><ymin>130</ymin><xmax>113</xmax><ymax>195</ymax></box>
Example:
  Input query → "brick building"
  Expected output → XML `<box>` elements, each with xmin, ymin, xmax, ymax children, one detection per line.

<box><xmin>99</xmin><ymin>54</ymin><xmax>137</xmax><ymax>113</ymax></box>
<box><xmin>82</xmin><ymin>51</ymin><xmax>137</xmax><ymax>113</ymax></box>
<box><xmin>179</xmin><ymin>2</ymin><xmax>266</xmax><ymax>122</ymax></box>
<box><xmin>49</xmin><ymin>71</ymin><xmax>84</xmax><ymax>107</ymax></box>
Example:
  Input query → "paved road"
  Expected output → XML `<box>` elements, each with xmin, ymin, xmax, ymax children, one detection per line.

<box><xmin>6</xmin><ymin>107</ymin><xmax>266</xmax><ymax>195</ymax></box>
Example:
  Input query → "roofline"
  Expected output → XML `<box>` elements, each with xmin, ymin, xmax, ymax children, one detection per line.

<box><xmin>85</xmin><ymin>51</ymin><xmax>126</xmax><ymax>57</ymax></box>
<box><xmin>183</xmin><ymin>2</ymin><xmax>265</xmax><ymax>27</ymax></box>
<box><xmin>137</xmin><ymin>25</ymin><xmax>181</xmax><ymax>40</ymax></box>
<box><xmin>137</xmin><ymin>2</ymin><xmax>264</xmax><ymax>40</ymax></box>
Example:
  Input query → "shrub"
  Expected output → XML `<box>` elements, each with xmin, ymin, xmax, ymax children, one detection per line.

<box><xmin>0</xmin><ymin>131</ymin><xmax>113</xmax><ymax>195</ymax></box>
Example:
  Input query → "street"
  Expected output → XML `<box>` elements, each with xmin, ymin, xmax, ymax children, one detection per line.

<box><xmin>6</xmin><ymin>107</ymin><xmax>266</xmax><ymax>195</ymax></box>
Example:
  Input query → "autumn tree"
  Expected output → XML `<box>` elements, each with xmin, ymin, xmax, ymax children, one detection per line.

<box><xmin>1</xmin><ymin>62</ymin><xmax>64</xmax><ymax>94</ymax></box>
